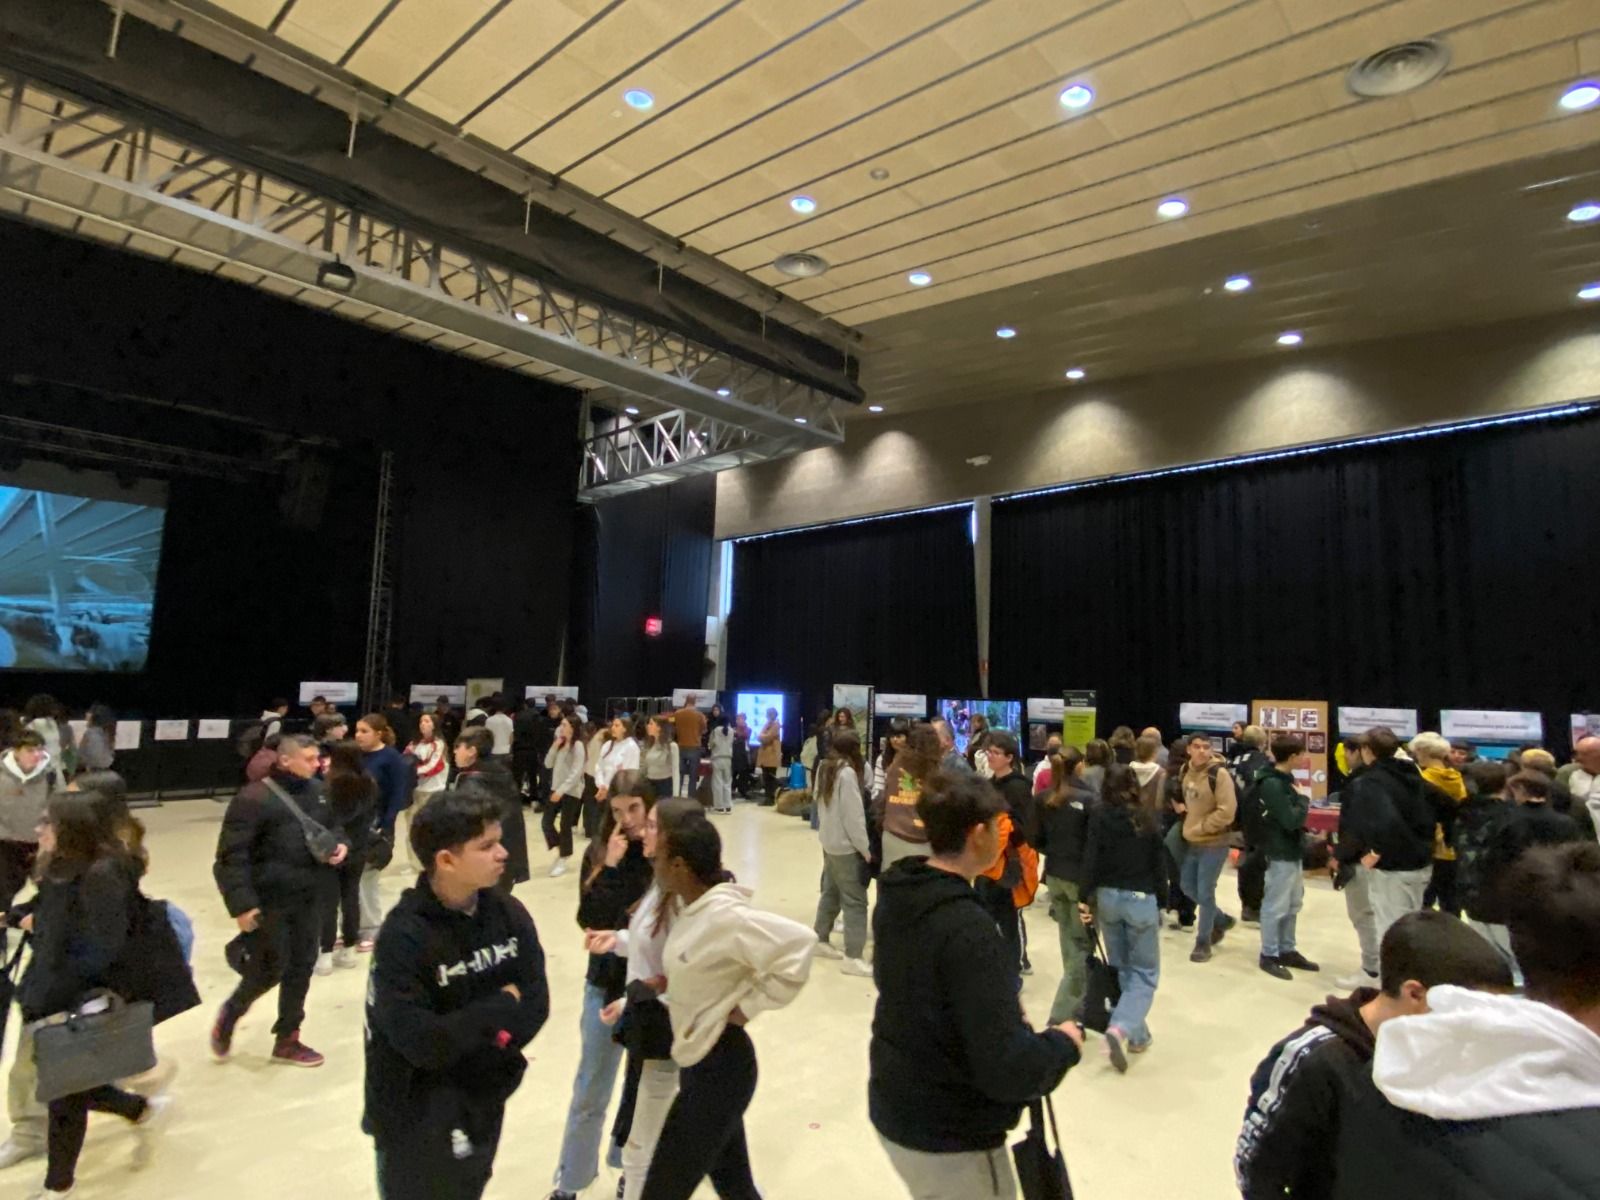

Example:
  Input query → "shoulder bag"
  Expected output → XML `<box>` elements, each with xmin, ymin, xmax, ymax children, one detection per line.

<box><xmin>263</xmin><ymin>777</ymin><xmax>341</xmax><ymax>863</ymax></box>
<box><xmin>1079</xmin><ymin>921</ymin><xmax>1121</xmax><ymax>1034</ymax></box>
<box><xmin>34</xmin><ymin>989</ymin><xmax>156</xmax><ymax>1103</ymax></box>
<box><xmin>1012</xmin><ymin>1095</ymin><xmax>1075</xmax><ymax>1200</ymax></box>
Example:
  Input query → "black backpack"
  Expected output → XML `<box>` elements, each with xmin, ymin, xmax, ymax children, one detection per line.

<box><xmin>1238</xmin><ymin>775</ymin><xmax>1268</xmax><ymax>844</ymax></box>
<box><xmin>235</xmin><ymin>719</ymin><xmax>270</xmax><ymax>759</ymax></box>
<box><xmin>109</xmin><ymin>894</ymin><xmax>201</xmax><ymax>1025</ymax></box>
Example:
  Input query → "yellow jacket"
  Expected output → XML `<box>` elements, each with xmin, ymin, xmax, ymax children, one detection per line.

<box><xmin>1422</xmin><ymin>763</ymin><xmax>1467</xmax><ymax>860</ymax></box>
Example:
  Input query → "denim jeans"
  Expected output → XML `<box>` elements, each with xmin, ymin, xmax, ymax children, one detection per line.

<box><xmin>1045</xmin><ymin>876</ymin><xmax>1090</xmax><ymax>1025</ymax></box>
<box><xmin>554</xmin><ymin>982</ymin><xmax>626</xmax><ymax>1193</ymax></box>
<box><xmin>1260</xmin><ymin>859</ymin><xmax>1304</xmax><ymax>958</ymax></box>
<box><xmin>1095</xmin><ymin>887</ymin><xmax>1160</xmax><ymax>1046</ymax></box>
<box><xmin>678</xmin><ymin>749</ymin><xmax>703</xmax><ymax>797</ymax></box>
<box><xmin>1179</xmin><ymin>842</ymin><xmax>1231</xmax><ymax>945</ymax></box>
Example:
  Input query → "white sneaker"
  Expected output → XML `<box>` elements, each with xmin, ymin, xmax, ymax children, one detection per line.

<box><xmin>549</xmin><ymin>858</ymin><xmax>570</xmax><ymax>878</ymax></box>
<box><xmin>131</xmin><ymin>1094</ymin><xmax>173</xmax><ymax>1169</ymax></box>
<box><xmin>813</xmin><ymin>940</ymin><xmax>843</xmax><ymax>960</ymax></box>
<box><xmin>334</xmin><ymin>947</ymin><xmax>360</xmax><ymax>970</ymax></box>
<box><xmin>314</xmin><ymin>952</ymin><xmax>334</xmax><ymax>976</ymax></box>
<box><xmin>0</xmin><ymin>1139</ymin><xmax>43</xmax><ymax>1170</ymax></box>
<box><xmin>1336</xmin><ymin>969</ymin><xmax>1380</xmax><ymax>990</ymax></box>
<box><xmin>841</xmin><ymin>957</ymin><xmax>873</xmax><ymax>977</ymax></box>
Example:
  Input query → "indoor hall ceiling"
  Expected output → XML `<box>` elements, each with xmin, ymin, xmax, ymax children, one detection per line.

<box><xmin>196</xmin><ymin>0</ymin><xmax>1600</xmax><ymax>330</ymax></box>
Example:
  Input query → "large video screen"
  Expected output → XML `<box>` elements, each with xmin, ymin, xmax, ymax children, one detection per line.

<box><xmin>937</xmin><ymin>698</ymin><xmax>1023</xmax><ymax>754</ymax></box>
<box><xmin>0</xmin><ymin>480</ymin><xmax>165</xmax><ymax>672</ymax></box>
<box><xmin>734</xmin><ymin>692</ymin><xmax>787</xmax><ymax>737</ymax></box>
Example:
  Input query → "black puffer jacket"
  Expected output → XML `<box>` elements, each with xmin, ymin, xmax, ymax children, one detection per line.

<box><xmin>214</xmin><ymin>771</ymin><xmax>344</xmax><ymax>916</ymax></box>
<box><xmin>1334</xmin><ymin>758</ymin><xmax>1434</xmax><ymax>871</ymax></box>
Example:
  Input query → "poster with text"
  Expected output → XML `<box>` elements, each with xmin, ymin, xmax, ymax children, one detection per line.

<box><xmin>832</xmin><ymin>684</ymin><xmax>873</xmax><ymax>748</ymax></box>
<box><xmin>874</xmin><ymin>694</ymin><xmax>926</xmax><ymax>717</ymax></box>
<box><xmin>299</xmin><ymin>681</ymin><xmax>359</xmax><ymax>705</ymax></box>
<box><xmin>1061</xmin><ymin>690</ymin><xmax>1097</xmax><ymax>748</ymax></box>
<box><xmin>1573</xmin><ymin>713</ymin><xmax>1600</xmax><ymax>746</ymax></box>
<box><xmin>465</xmin><ymin>678</ymin><xmax>504</xmax><ymax>711</ymax></box>
<box><xmin>525</xmin><ymin>685</ymin><xmax>580</xmax><ymax>703</ymax></box>
<box><xmin>411</xmin><ymin>684</ymin><xmax>467</xmax><ymax>706</ymax></box>
<box><xmin>1254</xmin><ymin>697</ymin><xmax>1330</xmax><ymax>801</ymax></box>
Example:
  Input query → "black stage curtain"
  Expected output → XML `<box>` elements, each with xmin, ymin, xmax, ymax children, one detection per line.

<box><xmin>571</xmin><ymin>474</ymin><xmax>716</xmax><ymax>703</ymax></box>
<box><xmin>726</xmin><ymin>506</ymin><xmax>979</xmax><ymax>724</ymax></box>
<box><xmin>989</xmin><ymin>408</ymin><xmax>1600</xmax><ymax>747</ymax></box>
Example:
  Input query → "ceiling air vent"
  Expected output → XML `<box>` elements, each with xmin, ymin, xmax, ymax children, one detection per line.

<box><xmin>1347</xmin><ymin>39</ymin><xmax>1451</xmax><ymax>98</ymax></box>
<box><xmin>774</xmin><ymin>252</ymin><xmax>829</xmax><ymax>278</ymax></box>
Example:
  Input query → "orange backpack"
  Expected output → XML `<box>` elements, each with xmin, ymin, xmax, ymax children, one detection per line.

<box><xmin>979</xmin><ymin>812</ymin><xmax>1041</xmax><ymax>908</ymax></box>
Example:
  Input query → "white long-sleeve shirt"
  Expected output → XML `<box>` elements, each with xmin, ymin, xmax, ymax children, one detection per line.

<box><xmin>595</xmin><ymin>736</ymin><xmax>640</xmax><ymax>791</ymax></box>
<box><xmin>545</xmin><ymin>739</ymin><xmax>586</xmax><ymax>799</ymax></box>
<box><xmin>816</xmin><ymin>766</ymin><xmax>870</xmax><ymax>859</ymax></box>
<box><xmin>660</xmin><ymin>883</ymin><xmax>814</xmax><ymax>1068</ymax></box>
<box><xmin>615</xmin><ymin>882</ymin><xmax>670</xmax><ymax>986</ymax></box>
<box><xmin>486</xmin><ymin>712</ymin><xmax>514</xmax><ymax>755</ymax></box>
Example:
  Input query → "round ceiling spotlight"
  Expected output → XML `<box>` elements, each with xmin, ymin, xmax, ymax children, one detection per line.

<box><xmin>1277</xmin><ymin>331</ymin><xmax>1304</xmax><ymax>346</ymax></box>
<box><xmin>1065</xmin><ymin>368</ymin><xmax>1085</xmax><ymax>381</ymax></box>
<box><xmin>716</xmin><ymin>388</ymin><xmax>732</xmax><ymax>397</ymax></box>
<box><xmin>1579</xmin><ymin>284</ymin><xmax>1600</xmax><ymax>301</ymax></box>
<box><xmin>1568</xmin><ymin>202</ymin><xmax>1600</xmax><ymax>223</ymax></box>
<box><xmin>773</xmin><ymin>252</ymin><xmax>829</xmax><ymax>277</ymax></box>
<box><xmin>1223</xmin><ymin>275</ymin><xmax>1252</xmax><ymax>292</ymax></box>
<box><xmin>1157</xmin><ymin>197</ymin><xmax>1189</xmax><ymax>219</ymax></box>
<box><xmin>513</xmin><ymin>310</ymin><xmax>530</xmax><ymax>322</ymax></box>
<box><xmin>868</xmin><ymin>405</ymin><xmax>884</xmax><ymax>413</ymax></box>
<box><xmin>1346</xmin><ymin>39</ymin><xmax>1451</xmax><ymax>98</ymax></box>
<box><xmin>623</xmin><ymin>88</ymin><xmax>655</xmax><ymax>111</ymax></box>
<box><xmin>1560</xmin><ymin>83</ymin><xmax>1600</xmax><ymax>111</ymax></box>
<box><xmin>790</xmin><ymin>194</ymin><xmax>818</xmax><ymax>215</ymax></box>
<box><xmin>996</xmin><ymin>326</ymin><xmax>1018</xmax><ymax>339</ymax></box>
<box><xmin>624</xmin><ymin>406</ymin><xmax>640</xmax><ymax>416</ymax></box>
<box><xmin>907</xmin><ymin>270</ymin><xmax>933</xmax><ymax>287</ymax></box>
<box><xmin>794</xmin><ymin>417</ymin><xmax>808</xmax><ymax>425</ymax></box>
<box><xmin>1058</xmin><ymin>84</ymin><xmax>1094</xmax><ymax>110</ymax></box>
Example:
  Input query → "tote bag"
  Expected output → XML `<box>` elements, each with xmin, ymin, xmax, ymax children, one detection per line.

<box><xmin>1080</xmin><ymin>922</ymin><xmax>1121</xmax><ymax>1034</ymax></box>
<box><xmin>1012</xmin><ymin>1096</ymin><xmax>1074</xmax><ymax>1200</ymax></box>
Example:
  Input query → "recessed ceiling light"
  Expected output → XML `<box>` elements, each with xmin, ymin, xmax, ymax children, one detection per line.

<box><xmin>624</xmin><ymin>406</ymin><xmax>639</xmax><ymax>416</ymax></box>
<box><xmin>1058</xmin><ymin>84</ymin><xmax>1094</xmax><ymax>110</ymax></box>
<box><xmin>773</xmin><ymin>252</ymin><xmax>829</xmax><ymax>277</ymax></box>
<box><xmin>623</xmin><ymin>89</ymin><xmax>654</xmax><ymax>111</ymax></box>
<box><xmin>1157</xmin><ymin>197</ymin><xmax>1189</xmax><ymax>219</ymax></box>
<box><xmin>716</xmin><ymin>387</ymin><xmax>732</xmax><ymax>397</ymax></box>
<box><xmin>1559</xmin><ymin>83</ymin><xmax>1600</xmax><ymax>111</ymax></box>
<box><xmin>1579</xmin><ymin>284</ymin><xmax>1600</xmax><ymax>301</ymax></box>
<box><xmin>907</xmin><ymin>270</ymin><xmax>932</xmax><ymax>286</ymax></box>
<box><xmin>790</xmin><ymin>195</ymin><xmax>817</xmax><ymax>215</ymax></box>
<box><xmin>996</xmin><ymin>326</ymin><xmax>1017</xmax><ymax>339</ymax></box>
<box><xmin>513</xmin><ymin>311</ymin><xmax>530</xmax><ymax>322</ymax></box>
<box><xmin>868</xmin><ymin>405</ymin><xmax>884</xmax><ymax>413</ymax></box>
<box><xmin>1065</xmin><ymin>368</ymin><xmax>1085</xmax><ymax>380</ymax></box>
<box><xmin>1277</xmin><ymin>331</ymin><xmax>1304</xmax><ymax>346</ymax></box>
<box><xmin>794</xmin><ymin>416</ymin><xmax>808</xmax><ymax>425</ymax></box>
<box><xmin>1568</xmin><ymin>202</ymin><xmax>1600</xmax><ymax>223</ymax></box>
<box><xmin>1223</xmin><ymin>275</ymin><xmax>1252</xmax><ymax>292</ymax></box>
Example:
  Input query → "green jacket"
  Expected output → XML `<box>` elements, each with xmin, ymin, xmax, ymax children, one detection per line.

<box><xmin>1254</xmin><ymin>766</ymin><xmax>1308</xmax><ymax>862</ymax></box>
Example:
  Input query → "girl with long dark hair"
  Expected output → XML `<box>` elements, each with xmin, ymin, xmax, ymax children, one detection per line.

<box><xmin>641</xmin><ymin>717</ymin><xmax>675</xmax><ymax>801</ymax></box>
<box><xmin>812</xmin><ymin>729</ymin><xmax>872</xmax><ymax>975</ymax></box>
<box><xmin>318</xmin><ymin>740</ymin><xmax>375</xmax><ymax>974</ymax></box>
<box><xmin>542</xmin><ymin>713</ymin><xmax>588</xmax><ymax>878</ymax></box>
<box><xmin>875</xmin><ymin>722</ymin><xmax>944</xmax><ymax>869</ymax></box>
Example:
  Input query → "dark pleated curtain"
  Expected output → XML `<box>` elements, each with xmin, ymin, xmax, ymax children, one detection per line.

<box><xmin>990</xmin><ymin>409</ymin><xmax>1600</xmax><ymax>746</ymax></box>
<box><xmin>726</xmin><ymin>506</ymin><xmax>979</xmax><ymax>722</ymax></box>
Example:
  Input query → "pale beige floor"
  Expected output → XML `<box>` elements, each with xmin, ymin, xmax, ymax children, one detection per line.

<box><xmin>1</xmin><ymin>801</ymin><xmax>1363</xmax><ymax>1199</ymax></box>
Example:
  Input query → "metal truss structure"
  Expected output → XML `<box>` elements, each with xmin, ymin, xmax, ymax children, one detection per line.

<box><xmin>361</xmin><ymin>450</ymin><xmax>395</xmax><ymax>716</ymax></box>
<box><xmin>0</xmin><ymin>414</ymin><xmax>277</xmax><ymax>482</ymax></box>
<box><xmin>0</xmin><ymin>69</ymin><xmax>847</xmax><ymax>500</ymax></box>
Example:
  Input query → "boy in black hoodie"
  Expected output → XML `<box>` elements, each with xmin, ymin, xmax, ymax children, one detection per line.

<box><xmin>1235</xmin><ymin>910</ymin><xmax>1512</xmax><ymax>1200</ymax></box>
<box><xmin>871</xmin><ymin>769</ymin><xmax>1082</xmax><ymax>1198</ymax></box>
<box><xmin>364</xmin><ymin>788</ymin><xmax>550</xmax><ymax>1200</ymax></box>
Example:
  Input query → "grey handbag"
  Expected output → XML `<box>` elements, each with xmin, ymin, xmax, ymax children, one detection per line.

<box><xmin>34</xmin><ymin>990</ymin><xmax>156</xmax><ymax>1103</ymax></box>
<box><xmin>263</xmin><ymin>778</ymin><xmax>342</xmax><ymax>863</ymax></box>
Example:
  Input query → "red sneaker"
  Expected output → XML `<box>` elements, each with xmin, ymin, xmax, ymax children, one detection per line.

<box><xmin>209</xmin><ymin>1004</ymin><xmax>239</xmax><ymax>1062</ymax></box>
<box><xmin>270</xmin><ymin>1033</ymin><xmax>325</xmax><ymax>1068</ymax></box>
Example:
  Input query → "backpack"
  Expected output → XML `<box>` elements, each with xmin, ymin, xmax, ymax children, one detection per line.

<box><xmin>235</xmin><ymin>719</ymin><xmax>269</xmax><ymax>759</ymax></box>
<box><xmin>1238</xmin><ymin>775</ymin><xmax>1268</xmax><ymax>844</ymax></box>
<box><xmin>979</xmin><ymin>812</ymin><xmax>1042</xmax><ymax>908</ymax></box>
<box><xmin>108</xmin><ymin>894</ymin><xmax>201</xmax><ymax>1025</ymax></box>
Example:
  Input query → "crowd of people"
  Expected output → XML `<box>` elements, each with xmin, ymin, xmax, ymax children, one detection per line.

<box><xmin>1</xmin><ymin>687</ymin><xmax>1599</xmax><ymax>1200</ymax></box>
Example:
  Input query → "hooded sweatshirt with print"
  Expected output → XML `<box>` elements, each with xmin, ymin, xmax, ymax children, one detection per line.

<box><xmin>1331</xmin><ymin>986</ymin><xmax>1600</xmax><ymax>1200</ymax></box>
<box><xmin>0</xmin><ymin>748</ymin><xmax>52</xmax><ymax>842</ymax></box>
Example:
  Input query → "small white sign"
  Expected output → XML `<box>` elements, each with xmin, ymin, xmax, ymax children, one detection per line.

<box><xmin>875</xmin><ymin>694</ymin><xmax>927</xmax><ymax>717</ymax></box>
<box><xmin>410</xmin><ymin>684</ymin><xmax>466</xmax><ymax>705</ymax></box>
<box><xmin>112</xmin><ymin>721</ymin><xmax>142</xmax><ymax>751</ymax></box>
<box><xmin>1338</xmin><ymin>706</ymin><xmax>1420</xmax><ymax>740</ymax></box>
<box><xmin>154</xmin><ymin>719</ymin><xmax>190</xmax><ymax>742</ymax></box>
<box><xmin>1572</xmin><ymin>713</ymin><xmax>1600</xmax><ymax>745</ymax></box>
<box><xmin>197</xmin><ymin>719</ymin><xmax>232</xmax><ymax>740</ymax></box>
<box><xmin>670</xmin><ymin>689</ymin><xmax>713</xmax><ymax>709</ymax></box>
<box><xmin>1027</xmin><ymin>697</ymin><xmax>1066</xmax><ymax>722</ymax></box>
<box><xmin>1440</xmin><ymin>709</ymin><xmax>1544</xmax><ymax>744</ymax></box>
<box><xmin>299</xmin><ymin>681</ymin><xmax>360</xmax><ymax>704</ymax></box>
<box><xmin>525</xmin><ymin>686</ymin><xmax>580</xmax><ymax>702</ymax></box>
<box><xmin>1179</xmin><ymin>702</ymin><xmax>1247</xmax><ymax>732</ymax></box>
<box><xmin>832</xmin><ymin>684</ymin><xmax>873</xmax><ymax>713</ymax></box>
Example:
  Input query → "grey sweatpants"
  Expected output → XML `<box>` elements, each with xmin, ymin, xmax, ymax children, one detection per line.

<box><xmin>880</xmin><ymin>1135</ymin><xmax>1018</xmax><ymax>1200</ymax></box>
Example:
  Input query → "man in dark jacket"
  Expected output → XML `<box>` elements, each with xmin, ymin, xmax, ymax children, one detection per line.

<box><xmin>1236</xmin><ymin>910</ymin><xmax>1513</xmax><ymax>1200</ymax></box>
<box><xmin>365</xmin><ymin>788</ymin><xmax>549</xmax><ymax>1200</ymax></box>
<box><xmin>212</xmin><ymin>733</ymin><xmax>348</xmax><ymax>1068</ymax></box>
<box><xmin>1255</xmin><ymin>735</ymin><xmax>1318</xmax><ymax>980</ymax></box>
<box><xmin>1332</xmin><ymin>727</ymin><xmax>1434</xmax><ymax>943</ymax></box>
<box><xmin>1329</xmin><ymin>843</ymin><xmax>1600</xmax><ymax>1200</ymax></box>
<box><xmin>1229</xmin><ymin>725</ymin><xmax>1272</xmax><ymax>922</ymax></box>
<box><xmin>871</xmin><ymin>769</ymin><xmax>1082</xmax><ymax>1198</ymax></box>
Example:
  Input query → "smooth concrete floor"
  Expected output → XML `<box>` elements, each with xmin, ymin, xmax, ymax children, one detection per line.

<box><xmin>1</xmin><ymin>801</ymin><xmax>1363</xmax><ymax>1199</ymax></box>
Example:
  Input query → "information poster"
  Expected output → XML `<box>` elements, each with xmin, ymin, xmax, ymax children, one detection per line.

<box><xmin>411</xmin><ymin>684</ymin><xmax>466</xmax><ymax>705</ymax></box>
<box><xmin>832</xmin><ymin>684</ymin><xmax>874</xmax><ymax>747</ymax></box>
<box><xmin>1253</xmin><ymin>698</ymin><xmax>1330</xmax><ymax>801</ymax></box>
<box><xmin>1337</xmin><ymin>706</ymin><xmax>1419</xmax><ymax>740</ymax></box>
<box><xmin>1440</xmin><ymin>710</ymin><xmax>1543</xmax><ymax>746</ymax></box>
<box><xmin>197</xmin><ymin>718</ymin><xmax>231</xmax><ymax>740</ymax></box>
<box><xmin>154</xmin><ymin>719</ymin><xmax>190</xmax><ymax>741</ymax></box>
<box><xmin>1062</xmin><ymin>690</ymin><xmax>1097</xmax><ymax>748</ymax></box>
<box><xmin>875</xmin><ymin>694</ymin><xmax>926</xmax><ymax>717</ymax></box>
<box><xmin>525</xmin><ymin>685</ymin><xmax>580</xmax><ymax>702</ymax></box>
<box><xmin>113</xmin><ymin>721</ymin><xmax>142</xmax><ymax>751</ymax></box>
<box><xmin>1027</xmin><ymin>697</ymin><xmax>1066</xmax><ymax>722</ymax></box>
<box><xmin>1179</xmin><ymin>701</ymin><xmax>1247</xmax><ymax>732</ymax></box>
<box><xmin>670</xmin><ymin>689</ymin><xmax>714</xmax><ymax>710</ymax></box>
<box><xmin>1570</xmin><ymin>713</ymin><xmax>1598</xmax><ymax>745</ymax></box>
<box><xmin>465</xmin><ymin>678</ymin><xmax>504</xmax><ymax>710</ymax></box>
<box><xmin>299</xmin><ymin>681</ymin><xmax>359</xmax><ymax>705</ymax></box>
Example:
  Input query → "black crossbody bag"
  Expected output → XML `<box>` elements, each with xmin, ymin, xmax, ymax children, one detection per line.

<box><xmin>1012</xmin><ymin>1095</ymin><xmax>1074</xmax><ymax>1200</ymax></box>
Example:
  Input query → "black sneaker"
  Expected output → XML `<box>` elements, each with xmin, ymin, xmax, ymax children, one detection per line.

<box><xmin>1209</xmin><ymin>923</ymin><xmax>1228</xmax><ymax>946</ymax></box>
<box><xmin>209</xmin><ymin>1003</ymin><xmax>240</xmax><ymax>1062</ymax></box>
<box><xmin>1277</xmin><ymin>951</ymin><xmax>1321</xmax><ymax>972</ymax></box>
<box><xmin>616</xmin><ymin>1179</ymin><xmax>626</xmax><ymax>1200</ymax></box>
<box><xmin>1259</xmin><ymin>956</ymin><xmax>1294</xmax><ymax>981</ymax></box>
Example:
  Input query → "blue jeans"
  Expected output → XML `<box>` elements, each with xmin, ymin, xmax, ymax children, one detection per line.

<box><xmin>678</xmin><ymin>749</ymin><xmax>703</xmax><ymax>797</ymax></box>
<box><xmin>1179</xmin><ymin>842</ymin><xmax>1231</xmax><ymax>945</ymax></box>
<box><xmin>554</xmin><ymin>982</ymin><xmax>626</xmax><ymax>1193</ymax></box>
<box><xmin>1260</xmin><ymin>859</ymin><xmax>1305</xmax><ymax>958</ymax></box>
<box><xmin>1095</xmin><ymin>887</ymin><xmax>1160</xmax><ymax>1046</ymax></box>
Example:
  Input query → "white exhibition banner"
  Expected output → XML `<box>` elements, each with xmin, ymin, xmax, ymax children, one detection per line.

<box><xmin>299</xmin><ymin>680</ymin><xmax>360</xmax><ymax>704</ymax></box>
<box><xmin>875</xmin><ymin>694</ymin><xmax>926</xmax><ymax>717</ymax></box>
<box><xmin>833</xmin><ymin>684</ymin><xmax>873</xmax><ymax>713</ymax></box>
<box><xmin>1027</xmin><ymin>697</ymin><xmax>1066</xmax><ymax>721</ymax></box>
<box><xmin>154</xmin><ymin>719</ymin><xmax>190</xmax><ymax>741</ymax></box>
<box><xmin>670</xmin><ymin>688</ymin><xmax>714</xmax><ymax>709</ymax></box>
<box><xmin>1338</xmin><ymin>706</ymin><xmax>1420</xmax><ymax>740</ymax></box>
<box><xmin>411</xmin><ymin>684</ymin><xmax>466</xmax><ymax>705</ymax></box>
<box><xmin>113</xmin><ymin>721</ymin><xmax>142</xmax><ymax>751</ymax></box>
<box><xmin>196</xmin><ymin>718</ymin><xmax>232</xmax><ymax>740</ymax></box>
<box><xmin>1179</xmin><ymin>701</ymin><xmax>1248</xmax><ymax>731</ymax></box>
<box><xmin>1572</xmin><ymin>713</ymin><xmax>1599</xmax><ymax>744</ymax></box>
<box><xmin>1440</xmin><ymin>709</ymin><xmax>1544</xmax><ymax>744</ymax></box>
<box><xmin>525</xmin><ymin>685</ymin><xmax>580</xmax><ymax>702</ymax></box>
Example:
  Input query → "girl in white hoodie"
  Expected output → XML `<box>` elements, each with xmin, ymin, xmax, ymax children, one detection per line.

<box><xmin>638</xmin><ymin>812</ymin><xmax>813</xmax><ymax>1200</ymax></box>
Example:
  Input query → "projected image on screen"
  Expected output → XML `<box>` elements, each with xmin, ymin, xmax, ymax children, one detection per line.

<box><xmin>0</xmin><ymin>485</ymin><xmax>164</xmax><ymax>672</ymax></box>
<box><xmin>937</xmin><ymin>698</ymin><xmax>1023</xmax><ymax>753</ymax></box>
<box><xmin>735</xmin><ymin>693</ymin><xmax>786</xmax><ymax>737</ymax></box>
